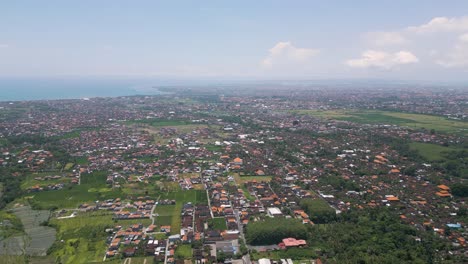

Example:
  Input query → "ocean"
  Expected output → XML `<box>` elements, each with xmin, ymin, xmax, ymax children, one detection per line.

<box><xmin>0</xmin><ymin>78</ymin><xmax>169</xmax><ymax>101</ymax></box>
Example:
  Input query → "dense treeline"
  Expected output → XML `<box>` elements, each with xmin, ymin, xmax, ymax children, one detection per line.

<box><xmin>246</xmin><ymin>208</ymin><xmax>454</xmax><ymax>263</ymax></box>
<box><xmin>451</xmin><ymin>183</ymin><xmax>468</xmax><ymax>197</ymax></box>
<box><xmin>245</xmin><ymin>218</ymin><xmax>307</xmax><ymax>245</ymax></box>
<box><xmin>300</xmin><ymin>198</ymin><xmax>337</xmax><ymax>224</ymax></box>
<box><xmin>0</xmin><ymin>168</ymin><xmax>23</xmax><ymax>209</ymax></box>
<box><xmin>307</xmin><ymin>208</ymin><xmax>452</xmax><ymax>264</ymax></box>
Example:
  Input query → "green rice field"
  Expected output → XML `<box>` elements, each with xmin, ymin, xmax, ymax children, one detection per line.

<box><xmin>291</xmin><ymin>109</ymin><xmax>468</xmax><ymax>134</ymax></box>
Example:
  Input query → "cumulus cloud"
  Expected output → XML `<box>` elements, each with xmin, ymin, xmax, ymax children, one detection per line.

<box><xmin>365</xmin><ymin>31</ymin><xmax>407</xmax><ymax>46</ymax></box>
<box><xmin>261</xmin><ymin>41</ymin><xmax>319</xmax><ymax>68</ymax></box>
<box><xmin>346</xmin><ymin>50</ymin><xmax>418</xmax><ymax>69</ymax></box>
<box><xmin>407</xmin><ymin>16</ymin><xmax>468</xmax><ymax>34</ymax></box>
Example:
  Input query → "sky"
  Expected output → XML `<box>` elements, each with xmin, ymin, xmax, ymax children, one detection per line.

<box><xmin>1</xmin><ymin>1</ymin><xmax>468</xmax><ymax>81</ymax></box>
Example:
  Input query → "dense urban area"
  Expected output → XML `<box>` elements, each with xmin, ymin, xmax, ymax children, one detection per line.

<box><xmin>0</xmin><ymin>85</ymin><xmax>466</xmax><ymax>264</ymax></box>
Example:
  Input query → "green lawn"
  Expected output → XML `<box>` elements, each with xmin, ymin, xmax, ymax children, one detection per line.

<box><xmin>155</xmin><ymin>190</ymin><xmax>208</xmax><ymax>234</ymax></box>
<box><xmin>20</xmin><ymin>172</ymin><xmax>71</xmax><ymax>191</ymax></box>
<box><xmin>25</xmin><ymin>171</ymin><xmax>123</xmax><ymax>209</ymax></box>
<box><xmin>209</xmin><ymin>217</ymin><xmax>227</xmax><ymax>231</ymax></box>
<box><xmin>49</xmin><ymin>211</ymin><xmax>151</xmax><ymax>264</ymax></box>
<box><xmin>64</xmin><ymin>163</ymin><xmax>74</xmax><ymax>171</ymax></box>
<box><xmin>49</xmin><ymin>212</ymin><xmax>112</xmax><ymax>263</ymax></box>
<box><xmin>234</xmin><ymin>174</ymin><xmax>272</xmax><ymax>184</ymax></box>
<box><xmin>175</xmin><ymin>244</ymin><xmax>193</xmax><ymax>259</ymax></box>
<box><xmin>241</xmin><ymin>185</ymin><xmax>255</xmax><ymax>201</ymax></box>
<box><xmin>0</xmin><ymin>138</ymin><xmax>8</xmax><ymax>147</ymax></box>
<box><xmin>74</xmin><ymin>156</ymin><xmax>89</xmax><ymax>165</ymax></box>
<box><xmin>205</xmin><ymin>144</ymin><xmax>224</xmax><ymax>152</ymax></box>
<box><xmin>409</xmin><ymin>142</ymin><xmax>460</xmax><ymax>161</ymax></box>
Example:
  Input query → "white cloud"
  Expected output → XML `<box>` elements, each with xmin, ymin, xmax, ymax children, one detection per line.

<box><xmin>365</xmin><ymin>31</ymin><xmax>407</xmax><ymax>46</ymax></box>
<box><xmin>261</xmin><ymin>41</ymin><xmax>319</xmax><ymax>68</ymax></box>
<box><xmin>437</xmin><ymin>34</ymin><xmax>468</xmax><ymax>68</ymax></box>
<box><xmin>459</xmin><ymin>33</ymin><xmax>468</xmax><ymax>43</ymax></box>
<box><xmin>346</xmin><ymin>50</ymin><xmax>418</xmax><ymax>69</ymax></box>
<box><xmin>0</xmin><ymin>44</ymin><xmax>9</xmax><ymax>48</ymax></box>
<box><xmin>407</xmin><ymin>16</ymin><xmax>468</xmax><ymax>34</ymax></box>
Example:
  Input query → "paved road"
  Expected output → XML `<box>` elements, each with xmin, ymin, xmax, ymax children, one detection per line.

<box><xmin>148</xmin><ymin>195</ymin><xmax>161</xmax><ymax>228</ymax></box>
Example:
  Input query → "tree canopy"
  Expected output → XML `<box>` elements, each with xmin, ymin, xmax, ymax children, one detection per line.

<box><xmin>245</xmin><ymin>218</ymin><xmax>307</xmax><ymax>245</ymax></box>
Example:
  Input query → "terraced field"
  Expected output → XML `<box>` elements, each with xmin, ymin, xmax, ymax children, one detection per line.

<box><xmin>0</xmin><ymin>206</ymin><xmax>56</xmax><ymax>256</ymax></box>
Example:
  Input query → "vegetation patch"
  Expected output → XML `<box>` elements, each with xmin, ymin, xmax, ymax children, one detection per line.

<box><xmin>300</xmin><ymin>198</ymin><xmax>336</xmax><ymax>224</ymax></box>
<box><xmin>155</xmin><ymin>190</ymin><xmax>208</xmax><ymax>234</ymax></box>
<box><xmin>245</xmin><ymin>218</ymin><xmax>307</xmax><ymax>245</ymax></box>
<box><xmin>0</xmin><ymin>206</ymin><xmax>56</xmax><ymax>256</ymax></box>
<box><xmin>175</xmin><ymin>244</ymin><xmax>193</xmax><ymax>259</ymax></box>
<box><xmin>208</xmin><ymin>217</ymin><xmax>227</xmax><ymax>231</ymax></box>
<box><xmin>25</xmin><ymin>171</ymin><xmax>123</xmax><ymax>209</ymax></box>
<box><xmin>409</xmin><ymin>142</ymin><xmax>460</xmax><ymax>161</ymax></box>
<box><xmin>291</xmin><ymin>109</ymin><xmax>468</xmax><ymax>134</ymax></box>
<box><xmin>234</xmin><ymin>174</ymin><xmax>272</xmax><ymax>184</ymax></box>
<box><xmin>0</xmin><ymin>210</ymin><xmax>23</xmax><ymax>239</ymax></box>
<box><xmin>125</xmin><ymin>118</ymin><xmax>192</xmax><ymax>127</ymax></box>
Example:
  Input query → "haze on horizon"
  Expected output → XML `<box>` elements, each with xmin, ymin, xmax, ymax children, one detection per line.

<box><xmin>1</xmin><ymin>1</ymin><xmax>468</xmax><ymax>82</ymax></box>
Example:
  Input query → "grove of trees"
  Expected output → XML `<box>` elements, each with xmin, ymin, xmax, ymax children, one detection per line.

<box><xmin>245</xmin><ymin>218</ymin><xmax>307</xmax><ymax>245</ymax></box>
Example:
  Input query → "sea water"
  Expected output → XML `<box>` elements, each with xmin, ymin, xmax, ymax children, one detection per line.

<box><xmin>0</xmin><ymin>78</ymin><xmax>168</xmax><ymax>101</ymax></box>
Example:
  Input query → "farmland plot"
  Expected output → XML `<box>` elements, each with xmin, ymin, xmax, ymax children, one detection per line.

<box><xmin>15</xmin><ymin>206</ymin><xmax>56</xmax><ymax>256</ymax></box>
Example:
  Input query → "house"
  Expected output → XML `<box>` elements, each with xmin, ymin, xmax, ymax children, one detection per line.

<box><xmin>233</xmin><ymin>157</ymin><xmax>243</xmax><ymax>165</ymax></box>
<box><xmin>267</xmin><ymin>207</ymin><xmax>283</xmax><ymax>217</ymax></box>
<box><xmin>279</xmin><ymin>238</ymin><xmax>307</xmax><ymax>249</ymax></box>
<box><xmin>123</xmin><ymin>247</ymin><xmax>136</xmax><ymax>257</ymax></box>
<box><xmin>258</xmin><ymin>259</ymin><xmax>271</xmax><ymax>264</ymax></box>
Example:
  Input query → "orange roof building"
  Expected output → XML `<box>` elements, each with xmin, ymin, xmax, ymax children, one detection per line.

<box><xmin>281</xmin><ymin>237</ymin><xmax>307</xmax><ymax>248</ymax></box>
<box><xmin>437</xmin><ymin>185</ymin><xmax>450</xmax><ymax>191</ymax></box>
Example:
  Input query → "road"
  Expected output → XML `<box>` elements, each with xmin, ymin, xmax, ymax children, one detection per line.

<box><xmin>148</xmin><ymin>195</ymin><xmax>161</xmax><ymax>228</ymax></box>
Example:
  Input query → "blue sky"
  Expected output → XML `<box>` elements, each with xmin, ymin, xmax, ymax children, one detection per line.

<box><xmin>1</xmin><ymin>1</ymin><xmax>468</xmax><ymax>81</ymax></box>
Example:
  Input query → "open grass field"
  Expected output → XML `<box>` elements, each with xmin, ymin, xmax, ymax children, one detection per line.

<box><xmin>240</xmin><ymin>185</ymin><xmax>255</xmax><ymax>201</ymax></box>
<box><xmin>205</xmin><ymin>144</ymin><xmax>224</xmax><ymax>152</ymax></box>
<box><xmin>141</xmin><ymin>123</ymin><xmax>220</xmax><ymax>144</ymax></box>
<box><xmin>0</xmin><ymin>138</ymin><xmax>8</xmax><ymax>147</ymax></box>
<box><xmin>209</xmin><ymin>217</ymin><xmax>227</xmax><ymax>231</ymax></box>
<box><xmin>49</xmin><ymin>212</ymin><xmax>111</xmax><ymax>263</ymax></box>
<box><xmin>0</xmin><ymin>255</ymin><xmax>27</xmax><ymax>263</ymax></box>
<box><xmin>175</xmin><ymin>244</ymin><xmax>193</xmax><ymax>259</ymax></box>
<box><xmin>155</xmin><ymin>190</ymin><xmax>208</xmax><ymax>234</ymax></box>
<box><xmin>250</xmin><ymin>248</ymin><xmax>317</xmax><ymax>261</ymax></box>
<box><xmin>25</xmin><ymin>171</ymin><xmax>123</xmax><ymax>209</ymax></box>
<box><xmin>119</xmin><ymin>257</ymin><xmax>154</xmax><ymax>264</ymax></box>
<box><xmin>160</xmin><ymin>181</ymin><xmax>181</xmax><ymax>192</ymax></box>
<box><xmin>74</xmin><ymin>156</ymin><xmax>89</xmax><ymax>165</ymax></box>
<box><xmin>121</xmin><ymin>181</ymin><xmax>159</xmax><ymax>196</ymax></box>
<box><xmin>26</xmin><ymin>185</ymin><xmax>123</xmax><ymax>209</ymax></box>
<box><xmin>20</xmin><ymin>172</ymin><xmax>71</xmax><ymax>191</ymax></box>
<box><xmin>64</xmin><ymin>163</ymin><xmax>74</xmax><ymax>171</ymax></box>
<box><xmin>291</xmin><ymin>109</ymin><xmax>468</xmax><ymax>134</ymax></box>
<box><xmin>49</xmin><ymin>211</ymin><xmax>151</xmax><ymax>264</ymax></box>
<box><xmin>409</xmin><ymin>142</ymin><xmax>461</xmax><ymax>161</ymax></box>
<box><xmin>234</xmin><ymin>174</ymin><xmax>272</xmax><ymax>184</ymax></box>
